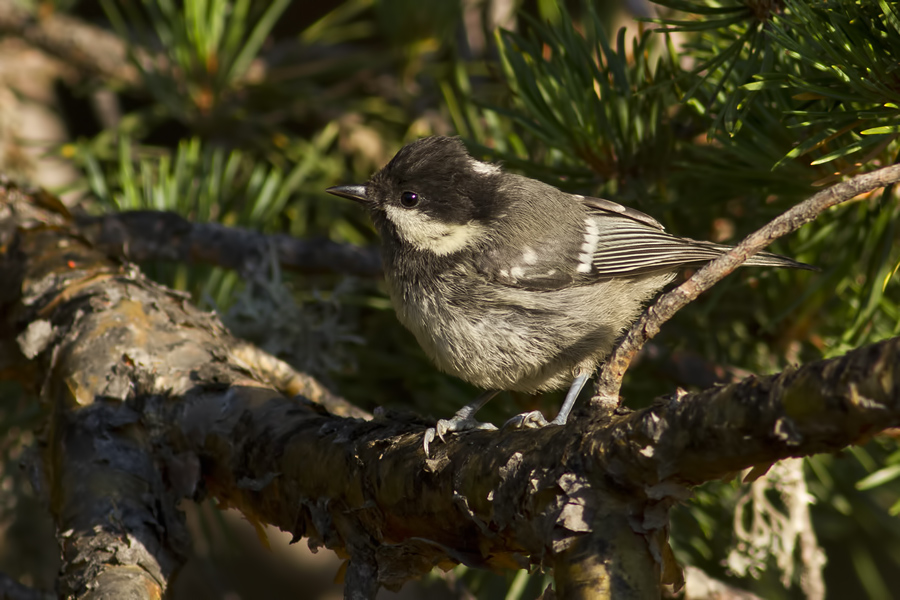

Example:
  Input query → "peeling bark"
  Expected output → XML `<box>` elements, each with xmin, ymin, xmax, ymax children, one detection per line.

<box><xmin>2</xmin><ymin>182</ymin><xmax>898</xmax><ymax>598</ymax></box>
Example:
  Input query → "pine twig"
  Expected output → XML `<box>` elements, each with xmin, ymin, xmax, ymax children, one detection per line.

<box><xmin>594</xmin><ymin>163</ymin><xmax>900</xmax><ymax>405</ymax></box>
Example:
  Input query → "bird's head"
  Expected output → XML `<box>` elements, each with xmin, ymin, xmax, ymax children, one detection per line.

<box><xmin>327</xmin><ymin>136</ymin><xmax>503</xmax><ymax>256</ymax></box>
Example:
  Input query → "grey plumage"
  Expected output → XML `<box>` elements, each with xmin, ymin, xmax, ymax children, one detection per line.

<box><xmin>327</xmin><ymin>136</ymin><xmax>809</xmax><ymax>442</ymax></box>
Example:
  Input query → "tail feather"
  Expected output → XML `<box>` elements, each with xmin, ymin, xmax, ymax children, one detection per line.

<box><xmin>590</xmin><ymin>224</ymin><xmax>814</xmax><ymax>277</ymax></box>
<box><xmin>691</xmin><ymin>240</ymin><xmax>814</xmax><ymax>271</ymax></box>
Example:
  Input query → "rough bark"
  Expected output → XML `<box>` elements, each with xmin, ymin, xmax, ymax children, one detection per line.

<box><xmin>2</xmin><ymin>182</ymin><xmax>898</xmax><ymax>598</ymax></box>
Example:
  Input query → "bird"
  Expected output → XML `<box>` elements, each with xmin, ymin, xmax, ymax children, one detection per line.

<box><xmin>327</xmin><ymin>136</ymin><xmax>809</xmax><ymax>454</ymax></box>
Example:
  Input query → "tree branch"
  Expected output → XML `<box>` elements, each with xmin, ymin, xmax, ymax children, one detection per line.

<box><xmin>75</xmin><ymin>210</ymin><xmax>383</xmax><ymax>278</ymax></box>
<box><xmin>3</xmin><ymin>183</ymin><xmax>898</xmax><ymax>597</ymax></box>
<box><xmin>595</xmin><ymin>163</ymin><xmax>900</xmax><ymax>403</ymax></box>
<box><xmin>229</xmin><ymin>341</ymin><xmax>370</xmax><ymax>419</ymax></box>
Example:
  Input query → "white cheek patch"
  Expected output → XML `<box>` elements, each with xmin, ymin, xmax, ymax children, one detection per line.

<box><xmin>383</xmin><ymin>204</ymin><xmax>483</xmax><ymax>256</ymax></box>
<box><xmin>577</xmin><ymin>217</ymin><xmax>601</xmax><ymax>273</ymax></box>
<box><xmin>468</xmin><ymin>158</ymin><xmax>501</xmax><ymax>176</ymax></box>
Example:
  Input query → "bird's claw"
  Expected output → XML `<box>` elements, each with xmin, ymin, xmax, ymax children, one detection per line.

<box><xmin>502</xmin><ymin>410</ymin><xmax>551</xmax><ymax>430</ymax></box>
<box><xmin>422</xmin><ymin>428</ymin><xmax>437</xmax><ymax>457</ymax></box>
<box><xmin>423</xmin><ymin>416</ymin><xmax>497</xmax><ymax>456</ymax></box>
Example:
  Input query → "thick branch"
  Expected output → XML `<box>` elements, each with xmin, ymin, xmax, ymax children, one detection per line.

<box><xmin>50</xmin><ymin>401</ymin><xmax>189</xmax><ymax>599</ymax></box>
<box><xmin>3</xmin><ymin>184</ymin><xmax>898</xmax><ymax>597</ymax></box>
<box><xmin>2</xmin><ymin>190</ymin><xmax>189</xmax><ymax>597</ymax></box>
<box><xmin>595</xmin><ymin>163</ymin><xmax>900</xmax><ymax>401</ymax></box>
<box><xmin>76</xmin><ymin>210</ymin><xmax>383</xmax><ymax>278</ymax></box>
<box><xmin>641</xmin><ymin>338</ymin><xmax>900</xmax><ymax>483</ymax></box>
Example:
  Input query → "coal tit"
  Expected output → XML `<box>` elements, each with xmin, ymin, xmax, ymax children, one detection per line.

<box><xmin>327</xmin><ymin>136</ymin><xmax>808</xmax><ymax>453</ymax></box>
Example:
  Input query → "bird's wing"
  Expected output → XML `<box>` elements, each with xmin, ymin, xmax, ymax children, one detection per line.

<box><xmin>581</xmin><ymin>195</ymin><xmax>809</xmax><ymax>275</ymax></box>
<box><xmin>476</xmin><ymin>196</ymin><xmax>808</xmax><ymax>290</ymax></box>
<box><xmin>474</xmin><ymin>196</ymin><xmax>673</xmax><ymax>290</ymax></box>
<box><xmin>579</xmin><ymin>196</ymin><xmax>666</xmax><ymax>231</ymax></box>
<box><xmin>586</xmin><ymin>216</ymin><xmax>742</xmax><ymax>277</ymax></box>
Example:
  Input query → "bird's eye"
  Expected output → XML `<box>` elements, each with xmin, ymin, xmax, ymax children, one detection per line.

<box><xmin>400</xmin><ymin>191</ymin><xmax>419</xmax><ymax>208</ymax></box>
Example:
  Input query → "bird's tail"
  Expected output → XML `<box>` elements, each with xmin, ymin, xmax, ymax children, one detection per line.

<box><xmin>590</xmin><ymin>222</ymin><xmax>814</xmax><ymax>277</ymax></box>
<box><xmin>687</xmin><ymin>239</ymin><xmax>815</xmax><ymax>271</ymax></box>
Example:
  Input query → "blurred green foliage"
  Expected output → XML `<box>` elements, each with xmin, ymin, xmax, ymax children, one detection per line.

<box><xmin>2</xmin><ymin>0</ymin><xmax>899</xmax><ymax>598</ymax></box>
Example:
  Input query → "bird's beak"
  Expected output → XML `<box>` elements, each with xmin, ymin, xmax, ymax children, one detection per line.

<box><xmin>326</xmin><ymin>185</ymin><xmax>369</xmax><ymax>204</ymax></box>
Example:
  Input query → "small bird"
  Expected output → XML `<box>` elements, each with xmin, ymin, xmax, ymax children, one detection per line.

<box><xmin>327</xmin><ymin>136</ymin><xmax>808</xmax><ymax>453</ymax></box>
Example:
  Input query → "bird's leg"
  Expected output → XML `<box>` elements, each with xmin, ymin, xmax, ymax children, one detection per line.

<box><xmin>423</xmin><ymin>390</ymin><xmax>499</xmax><ymax>456</ymax></box>
<box><xmin>550</xmin><ymin>369</ymin><xmax>590</xmax><ymax>425</ymax></box>
<box><xmin>502</xmin><ymin>369</ymin><xmax>591</xmax><ymax>430</ymax></box>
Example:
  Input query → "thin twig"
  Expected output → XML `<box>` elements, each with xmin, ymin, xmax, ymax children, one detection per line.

<box><xmin>230</xmin><ymin>342</ymin><xmax>371</xmax><ymax>419</ymax></box>
<box><xmin>594</xmin><ymin>163</ymin><xmax>900</xmax><ymax>403</ymax></box>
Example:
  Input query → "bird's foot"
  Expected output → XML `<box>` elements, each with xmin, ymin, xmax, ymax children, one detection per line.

<box><xmin>502</xmin><ymin>410</ymin><xmax>551</xmax><ymax>430</ymax></box>
<box><xmin>423</xmin><ymin>415</ymin><xmax>497</xmax><ymax>456</ymax></box>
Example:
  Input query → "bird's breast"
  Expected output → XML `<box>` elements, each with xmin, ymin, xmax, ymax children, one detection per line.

<box><xmin>381</xmin><ymin>253</ymin><xmax>657</xmax><ymax>392</ymax></box>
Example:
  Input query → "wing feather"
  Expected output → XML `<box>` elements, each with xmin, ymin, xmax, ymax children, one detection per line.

<box><xmin>477</xmin><ymin>194</ymin><xmax>810</xmax><ymax>290</ymax></box>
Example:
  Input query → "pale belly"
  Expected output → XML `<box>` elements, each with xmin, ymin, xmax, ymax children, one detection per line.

<box><xmin>386</xmin><ymin>271</ymin><xmax>671</xmax><ymax>393</ymax></box>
